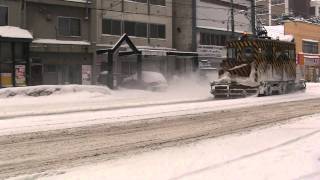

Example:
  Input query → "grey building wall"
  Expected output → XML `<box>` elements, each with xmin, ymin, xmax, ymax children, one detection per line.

<box><xmin>96</xmin><ymin>0</ymin><xmax>173</xmax><ymax>48</ymax></box>
<box><xmin>0</xmin><ymin>0</ymin><xmax>24</xmax><ymax>27</ymax></box>
<box><xmin>197</xmin><ymin>0</ymin><xmax>251</xmax><ymax>33</ymax></box>
<box><xmin>26</xmin><ymin>2</ymin><xmax>90</xmax><ymax>41</ymax></box>
<box><xmin>26</xmin><ymin>0</ymin><xmax>94</xmax><ymax>85</ymax></box>
<box><xmin>172</xmin><ymin>0</ymin><xmax>195</xmax><ymax>51</ymax></box>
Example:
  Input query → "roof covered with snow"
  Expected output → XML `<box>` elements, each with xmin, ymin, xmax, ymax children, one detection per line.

<box><xmin>33</xmin><ymin>39</ymin><xmax>90</xmax><ymax>45</ymax></box>
<box><xmin>264</xmin><ymin>25</ymin><xmax>294</xmax><ymax>42</ymax></box>
<box><xmin>0</xmin><ymin>26</ymin><xmax>33</xmax><ymax>40</ymax></box>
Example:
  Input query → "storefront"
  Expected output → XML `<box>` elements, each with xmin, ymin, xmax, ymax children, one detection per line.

<box><xmin>297</xmin><ymin>53</ymin><xmax>320</xmax><ymax>82</ymax></box>
<box><xmin>0</xmin><ymin>26</ymin><xmax>33</xmax><ymax>88</ymax></box>
<box><xmin>30</xmin><ymin>39</ymin><xmax>92</xmax><ymax>85</ymax></box>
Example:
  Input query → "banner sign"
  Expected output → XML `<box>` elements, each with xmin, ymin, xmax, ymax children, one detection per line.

<box><xmin>82</xmin><ymin>65</ymin><xmax>92</xmax><ymax>85</ymax></box>
<box><xmin>15</xmin><ymin>65</ymin><xmax>26</xmax><ymax>86</ymax></box>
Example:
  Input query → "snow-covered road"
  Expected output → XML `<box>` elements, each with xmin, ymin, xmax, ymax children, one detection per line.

<box><xmin>1</xmin><ymin>83</ymin><xmax>320</xmax><ymax>180</ymax></box>
<box><xmin>0</xmin><ymin>83</ymin><xmax>320</xmax><ymax>136</ymax></box>
<box><xmin>27</xmin><ymin>113</ymin><xmax>320</xmax><ymax>180</ymax></box>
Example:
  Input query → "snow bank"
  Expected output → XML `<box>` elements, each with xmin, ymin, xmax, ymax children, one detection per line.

<box><xmin>0</xmin><ymin>85</ymin><xmax>111</xmax><ymax>98</ymax></box>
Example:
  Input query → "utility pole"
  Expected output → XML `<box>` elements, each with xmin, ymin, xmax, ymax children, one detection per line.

<box><xmin>251</xmin><ymin>0</ymin><xmax>256</xmax><ymax>36</ymax></box>
<box><xmin>230</xmin><ymin>0</ymin><xmax>235</xmax><ymax>38</ymax></box>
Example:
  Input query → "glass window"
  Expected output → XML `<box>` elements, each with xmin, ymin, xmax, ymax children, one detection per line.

<box><xmin>243</xmin><ymin>47</ymin><xmax>253</xmax><ymax>58</ymax></box>
<box><xmin>135</xmin><ymin>22</ymin><xmax>147</xmax><ymax>37</ymax></box>
<box><xmin>14</xmin><ymin>43</ymin><xmax>24</xmax><ymax>61</ymax></box>
<box><xmin>130</xmin><ymin>0</ymin><xmax>148</xmax><ymax>3</ymax></box>
<box><xmin>124</xmin><ymin>21</ymin><xmax>136</xmax><ymax>37</ymax></box>
<box><xmin>271</xmin><ymin>0</ymin><xmax>284</xmax><ymax>5</ymax></box>
<box><xmin>0</xmin><ymin>6</ymin><xmax>8</xmax><ymax>26</ymax></box>
<box><xmin>227</xmin><ymin>48</ymin><xmax>236</xmax><ymax>59</ymax></box>
<box><xmin>58</xmin><ymin>17</ymin><xmax>81</xmax><ymax>36</ymax></box>
<box><xmin>199</xmin><ymin>32</ymin><xmax>227</xmax><ymax>46</ymax></box>
<box><xmin>0</xmin><ymin>42</ymin><xmax>11</xmax><ymax>62</ymax></box>
<box><xmin>102</xmin><ymin>19</ymin><xmax>121</xmax><ymax>35</ymax></box>
<box><xmin>303</xmin><ymin>41</ymin><xmax>319</xmax><ymax>54</ymax></box>
<box><xmin>149</xmin><ymin>24</ymin><xmax>166</xmax><ymax>39</ymax></box>
<box><xmin>150</xmin><ymin>0</ymin><xmax>166</xmax><ymax>6</ymax></box>
<box><xmin>45</xmin><ymin>65</ymin><xmax>57</xmax><ymax>73</ymax></box>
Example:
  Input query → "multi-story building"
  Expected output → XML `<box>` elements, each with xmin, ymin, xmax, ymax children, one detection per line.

<box><xmin>256</xmin><ymin>0</ymin><xmax>311</xmax><ymax>26</ymax></box>
<box><xmin>310</xmin><ymin>0</ymin><xmax>320</xmax><ymax>16</ymax></box>
<box><xmin>95</xmin><ymin>0</ymin><xmax>187</xmax><ymax>85</ymax></box>
<box><xmin>284</xmin><ymin>21</ymin><xmax>320</xmax><ymax>82</ymax></box>
<box><xmin>1</xmin><ymin>0</ymin><xmax>197</xmax><ymax>87</ymax></box>
<box><xmin>26</xmin><ymin>0</ymin><xmax>95</xmax><ymax>85</ymax></box>
<box><xmin>173</xmin><ymin>0</ymin><xmax>251</xmax><ymax>71</ymax></box>
<box><xmin>0</xmin><ymin>0</ymin><xmax>33</xmax><ymax>88</ymax></box>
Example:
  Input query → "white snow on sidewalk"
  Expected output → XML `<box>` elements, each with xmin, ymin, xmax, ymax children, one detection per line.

<box><xmin>14</xmin><ymin>113</ymin><xmax>320</xmax><ymax>180</ymax></box>
<box><xmin>0</xmin><ymin>83</ymin><xmax>320</xmax><ymax>136</ymax></box>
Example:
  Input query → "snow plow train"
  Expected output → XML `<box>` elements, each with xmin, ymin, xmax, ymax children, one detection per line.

<box><xmin>211</xmin><ymin>36</ymin><xmax>306</xmax><ymax>98</ymax></box>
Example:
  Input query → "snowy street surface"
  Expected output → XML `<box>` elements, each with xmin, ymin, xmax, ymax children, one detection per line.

<box><xmin>0</xmin><ymin>83</ymin><xmax>320</xmax><ymax>136</ymax></box>
<box><xmin>23</xmin><ymin>113</ymin><xmax>320</xmax><ymax>180</ymax></box>
<box><xmin>1</xmin><ymin>83</ymin><xmax>320</xmax><ymax>179</ymax></box>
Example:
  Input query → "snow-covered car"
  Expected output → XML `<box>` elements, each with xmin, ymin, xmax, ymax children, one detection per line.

<box><xmin>121</xmin><ymin>71</ymin><xmax>168</xmax><ymax>91</ymax></box>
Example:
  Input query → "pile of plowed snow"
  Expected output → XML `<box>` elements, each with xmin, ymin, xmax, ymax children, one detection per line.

<box><xmin>0</xmin><ymin>85</ymin><xmax>111</xmax><ymax>98</ymax></box>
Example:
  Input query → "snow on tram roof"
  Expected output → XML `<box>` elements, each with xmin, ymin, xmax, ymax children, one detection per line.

<box><xmin>264</xmin><ymin>25</ymin><xmax>294</xmax><ymax>42</ymax></box>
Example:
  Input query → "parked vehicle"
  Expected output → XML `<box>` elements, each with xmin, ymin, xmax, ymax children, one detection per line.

<box><xmin>121</xmin><ymin>71</ymin><xmax>168</xmax><ymax>91</ymax></box>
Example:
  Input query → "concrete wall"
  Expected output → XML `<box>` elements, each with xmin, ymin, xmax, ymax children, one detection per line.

<box><xmin>172</xmin><ymin>0</ymin><xmax>194</xmax><ymax>51</ymax></box>
<box><xmin>197</xmin><ymin>0</ymin><xmax>251</xmax><ymax>33</ymax></box>
<box><xmin>289</xmin><ymin>0</ymin><xmax>310</xmax><ymax>18</ymax></box>
<box><xmin>96</xmin><ymin>0</ymin><xmax>173</xmax><ymax>48</ymax></box>
<box><xmin>0</xmin><ymin>0</ymin><xmax>24</xmax><ymax>27</ymax></box>
<box><xmin>26</xmin><ymin>2</ymin><xmax>90</xmax><ymax>41</ymax></box>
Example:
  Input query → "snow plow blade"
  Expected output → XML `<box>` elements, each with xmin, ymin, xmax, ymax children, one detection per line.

<box><xmin>211</xmin><ymin>83</ymin><xmax>258</xmax><ymax>98</ymax></box>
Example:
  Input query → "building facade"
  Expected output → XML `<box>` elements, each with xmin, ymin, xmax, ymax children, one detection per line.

<box><xmin>284</xmin><ymin>21</ymin><xmax>320</xmax><ymax>82</ymax></box>
<box><xmin>256</xmin><ymin>0</ymin><xmax>311</xmax><ymax>26</ymax></box>
<box><xmin>0</xmin><ymin>0</ymin><xmax>33</xmax><ymax>88</ymax></box>
<box><xmin>310</xmin><ymin>0</ymin><xmax>320</xmax><ymax>16</ymax></box>
<box><xmin>172</xmin><ymin>0</ymin><xmax>251</xmax><ymax>74</ymax></box>
<box><xmin>26</xmin><ymin>0</ymin><xmax>95</xmax><ymax>85</ymax></box>
<box><xmin>1</xmin><ymin>0</ymin><xmax>199</xmax><ymax>88</ymax></box>
<box><xmin>95</xmin><ymin>0</ymin><xmax>188</xmax><ymax>86</ymax></box>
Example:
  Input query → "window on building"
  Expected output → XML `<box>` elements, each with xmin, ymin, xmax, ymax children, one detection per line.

<box><xmin>129</xmin><ymin>0</ymin><xmax>165</xmax><ymax>6</ymax></box>
<box><xmin>149</xmin><ymin>24</ymin><xmax>166</xmax><ymax>39</ymax></box>
<box><xmin>150</xmin><ymin>0</ymin><xmax>166</xmax><ymax>6</ymax></box>
<box><xmin>271</xmin><ymin>0</ymin><xmax>285</xmax><ymax>5</ymax></box>
<box><xmin>0</xmin><ymin>42</ymin><xmax>11</xmax><ymax>62</ymax></box>
<box><xmin>256</xmin><ymin>8</ymin><xmax>269</xmax><ymax>14</ymax></box>
<box><xmin>124</xmin><ymin>21</ymin><xmax>147</xmax><ymax>37</ymax></box>
<box><xmin>200</xmin><ymin>32</ymin><xmax>227</xmax><ymax>46</ymax></box>
<box><xmin>129</xmin><ymin>0</ymin><xmax>148</xmax><ymax>3</ymax></box>
<box><xmin>58</xmin><ymin>17</ymin><xmax>81</xmax><ymax>36</ymax></box>
<box><xmin>0</xmin><ymin>6</ymin><xmax>8</xmax><ymax>26</ymax></box>
<box><xmin>102</xmin><ymin>19</ymin><xmax>121</xmax><ymax>35</ymax></box>
<box><xmin>44</xmin><ymin>65</ymin><xmax>57</xmax><ymax>73</ymax></box>
<box><xmin>303</xmin><ymin>41</ymin><xmax>319</xmax><ymax>54</ymax></box>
